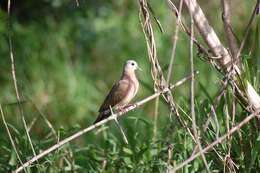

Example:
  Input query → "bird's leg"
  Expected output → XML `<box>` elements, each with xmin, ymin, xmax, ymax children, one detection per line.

<box><xmin>115</xmin><ymin>104</ymin><xmax>137</xmax><ymax>115</ymax></box>
<box><xmin>116</xmin><ymin>106</ymin><xmax>128</xmax><ymax>114</ymax></box>
<box><xmin>109</xmin><ymin>106</ymin><xmax>129</xmax><ymax>144</ymax></box>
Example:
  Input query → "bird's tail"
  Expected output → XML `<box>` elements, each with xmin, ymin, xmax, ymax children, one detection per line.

<box><xmin>93</xmin><ymin>110</ymin><xmax>111</xmax><ymax>124</ymax></box>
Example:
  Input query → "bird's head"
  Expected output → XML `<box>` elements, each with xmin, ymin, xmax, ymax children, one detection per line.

<box><xmin>124</xmin><ymin>60</ymin><xmax>142</xmax><ymax>73</ymax></box>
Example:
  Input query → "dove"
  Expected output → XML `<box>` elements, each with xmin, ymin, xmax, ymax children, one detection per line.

<box><xmin>94</xmin><ymin>60</ymin><xmax>141</xmax><ymax>124</ymax></box>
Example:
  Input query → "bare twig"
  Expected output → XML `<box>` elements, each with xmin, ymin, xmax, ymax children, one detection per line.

<box><xmin>139</xmin><ymin>0</ymin><xmax>189</xmax><ymax>132</ymax></box>
<box><xmin>235</xmin><ymin>0</ymin><xmax>260</xmax><ymax>60</ymax></box>
<box><xmin>224</xmin><ymin>92</ymin><xmax>230</xmax><ymax>142</ymax></box>
<box><xmin>184</xmin><ymin>0</ymin><xmax>231</xmax><ymax>68</ymax></box>
<box><xmin>171</xmin><ymin>110</ymin><xmax>260</xmax><ymax>172</ymax></box>
<box><xmin>14</xmin><ymin>73</ymin><xmax>196</xmax><ymax>173</ymax></box>
<box><xmin>166</xmin><ymin>0</ymin><xmax>184</xmax><ymax>83</ymax></box>
<box><xmin>223</xmin><ymin>90</ymin><xmax>238</xmax><ymax>171</ymax></box>
<box><xmin>110</xmin><ymin>106</ymin><xmax>129</xmax><ymax>144</ymax></box>
<box><xmin>7</xmin><ymin>0</ymin><xmax>37</xmax><ymax>163</ymax></box>
<box><xmin>30</xmin><ymin>100</ymin><xmax>58</xmax><ymax>138</ymax></box>
<box><xmin>166</xmin><ymin>0</ymin><xmax>221</xmax><ymax>71</ymax></box>
<box><xmin>221</xmin><ymin>0</ymin><xmax>239</xmax><ymax>61</ymax></box>
<box><xmin>153</xmin><ymin>97</ymin><xmax>159</xmax><ymax>141</ymax></box>
<box><xmin>0</xmin><ymin>104</ymin><xmax>25</xmax><ymax>172</ymax></box>
<box><xmin>229</xmin><ymin>84</ymin><xmax>237</xmax><ymax>154</ymax></box>
<box><xmin>168</xmin><ymin>0</ymin><xmax>260</xmax><ymax>109</ymax></box>
<box><xmin>167</xmin><ymin>144</ymin><xmax>174</xmax><ymax>172</ymax></box>
<box><xmin>188</xmin><ymin>4</ymin><xmax>210</xmax><ymax>172</ymax></box>
<box><xmin>27</xmin><ymin>97</ymin><xmax>79</xmax><ymax>167</ymax></box>
<box><xmin>147</xmin><ymin>3</ymin><xmax>164</xmax><ymax>33</ymax></box>
<box><xmin>181</xmin><ymin>0</ymin><xmax>260</xmax><ymax>109</ymax></box>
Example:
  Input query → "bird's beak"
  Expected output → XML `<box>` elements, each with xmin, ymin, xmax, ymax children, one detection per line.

<box><xmin>138</xmin><ymin>66</ymin><xmax>143</xmax><ymax>71</ymax></box>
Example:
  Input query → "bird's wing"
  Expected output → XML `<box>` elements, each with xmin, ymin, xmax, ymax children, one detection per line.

<box><xmin>98</xmin><ymin>79</ymin><xmax>130</xmax><ymax>113</ymax></box>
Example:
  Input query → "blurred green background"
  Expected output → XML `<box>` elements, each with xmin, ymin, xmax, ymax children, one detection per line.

<box><xmin>0</xmin><ymin>0</ymin><xmax>259</xmax><ymax>172</ymax></box>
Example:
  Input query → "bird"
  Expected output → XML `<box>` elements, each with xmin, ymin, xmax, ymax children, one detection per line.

<box><xmin>93</xmin><ymin>60</ymin><xmax>141</xmax><ymax>124</ymax></box>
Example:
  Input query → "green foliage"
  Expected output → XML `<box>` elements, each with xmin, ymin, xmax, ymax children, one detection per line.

<box><xmin>0</xmin><ymin>0</ymin><xmax>259</xmax><ymax>172</ymax></box>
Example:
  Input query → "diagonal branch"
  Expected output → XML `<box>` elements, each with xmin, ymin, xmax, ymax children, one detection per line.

<box><xmin>188</xmin><ymin>3</ymin><xmax>210</xmax><ymax>171</ymax></box>
<box><xmin>235</xmin><ymin>0</ymin><xmax>260</xmax><ymax>60</ymax></box>
<box><xmin>0</xmin><ymin>104</ymin><xmax>25</xmax><ymax>172</ymax></box>
<box><xmin>166</xmin><ymin>0</ymin><xmax>184</xmax><ymax>84</ymax></box>
<box><xmin>7</xmin><ymin>0</ymin><xmax>37</xmax><ymax>166</ymax></box>
<box><xmin>171</xmin><ymin>109</ymin><xmax>260</xmax><ymax>172</ymax></box>
<box><xmin>221</xmin><ymin>0</ymin><xmax>239</xmax><ymax>62</ymax></box>
<box><xmin>182</xmin><ymin>0</ymin><xmax>260</xmax><ymax>110</ymax></box>
<box><xmin>14</xmin><ymin>73</ymin><xmax>197</xmax><ymax>173</ymax></box>
<box><xmin>183</xmin><ymin>0</ymin><xmax>232</xmax><ymax>69</ymax></box>
<box><xmin>139</xmin><ymin>0</ymin><xmax>190</xmax><ymax>132</ymax></box>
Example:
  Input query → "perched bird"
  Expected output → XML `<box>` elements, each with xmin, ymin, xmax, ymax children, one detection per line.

<box><xmin>94</xmin><ymin>60</ymin><xmax>141</xmax><ymax>124</ymax></box>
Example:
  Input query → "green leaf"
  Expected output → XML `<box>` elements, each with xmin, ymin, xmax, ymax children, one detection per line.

<box><xmin>123</xmin><ymin>147</ymin><xmax>133</xmax><ymax>155</ymax></box>
<box><xmin>8</xmin><ymin>150</ymin><xmax>17</xmax><ymax>166</ymax></box>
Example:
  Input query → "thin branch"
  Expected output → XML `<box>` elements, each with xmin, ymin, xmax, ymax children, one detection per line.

<box><xmin>166</xmin><ymin>0</ymin><xmax>221</xmax><ymax>70</ymax></box>
<box><xmin>171</xmin><ymin>110</ymin><xmax>260</xmax><ymax>172</ymax></box>
<box><xmin>223</xmin><ymin>90</ymin><xmax>238</xmax><ymax>171</ymax></box>
<box><xmin>27</xmin><ymin>97</ymin><xmax>78</xmax><ymax>168</ymax></box>
<box><xmin>30</xmin><ymin>99</ymin><xmax>58</xmax><ymax>139</ymax></box>
<box><xmin>168</xmin><ymin>0</ymin><xmax>260</xmax><ymax>110</ymax></box>
<box><xmin>235</xmin><ymin>0</ymin><xmax>260</xmax><ymax>60</ymax></box>
<box><xmin>228</xmin><ymin>84</ymin><xmax>237</xmax><ymax>154</ymax></box>
<box><xmin>0</xmin><ymin>104</ymin><xmax>25</xmax><ymax>171</ymax></box>
<box><xmin>166</xmin><ymin>0</ymin><xmax>184</xmax><ymax>83</ymax></box>
<box><xmin>183</xmin><ymin>0</ymin><xmax>232</xmax><ymax>69</ymax></box>
<box><xmin>110</xmin><ymin>106</ymin><xmax>129</xmax><ymax>144</ymax></box>
<box><xmin>139</xmin><ymin>0</ymin><xmax>188</xmax><ymax>131</ymax></box>
<box><xmin>221</xmin><ymin>0</ymin><xmax>239</xmax><ymax>60</ymax></box>
<box><xmin>7</xmin><ymin>0</ymin><xmax>37</xmax><ymax>163</ymax></box>
<box><xmin>147</xmin><ymin>3</ymin><xmax>164</xmax><ymax>33</ymax></box>
<box><xmin>167</xmin><ymin>144</ymin><xmax>174</xmax><ymax>172</ymax></box>
<box><xmin>180</xmin><ymin>0</ymin><xmax>260</xmax><ymax>110</ymax></box>
<box><xmin>188</xmin><ymin>4</ymin><xmax>210</xmax><ymax>172</ymax></box>
<box><xmin>152</xmin><ymin>97</ymin><xmax>159</xmax><ymax>141</ymax></box>
<box><xmin>14</xmin><ymin>73</ymin><xmax>197</xmax><ymax>173</ymax></box>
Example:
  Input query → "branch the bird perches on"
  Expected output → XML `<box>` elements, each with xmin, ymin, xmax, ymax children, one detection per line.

<box><xmin>13</xmin><ymin>73</ymin><xmax>197</xmax><ymax>173</ymax></box>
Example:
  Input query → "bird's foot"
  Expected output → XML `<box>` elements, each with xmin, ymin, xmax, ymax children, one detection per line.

<box><xmin>123</xmin><ymin>103</ymin><xmax>137</xmax><ymax>109</ymax></box>
<box><xmin>117</xmin><ymin>104</ymin><xmax>137</xmax><ymax>114</ymax></box>
<box><xmin>117</xmin><ymin>107</ymin><xmax>127</xmax><ymax>114</ymax></box>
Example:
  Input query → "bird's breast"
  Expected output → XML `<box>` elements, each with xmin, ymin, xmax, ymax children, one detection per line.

<box><xmin>119</xmin><ymin>83</ymin><xmax>136</xmax><ymax>106</ymax></box>
<box><xmin>117</xmin><ymin>76</ymin><xmax>139</xmax><ymax>107</ymax></box>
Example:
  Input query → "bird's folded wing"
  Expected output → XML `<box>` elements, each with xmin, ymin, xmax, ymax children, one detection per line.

<box><xmin>98</xmin><ymin>79</ymin><xmax>130</xmax><ymax>113</ymax></box>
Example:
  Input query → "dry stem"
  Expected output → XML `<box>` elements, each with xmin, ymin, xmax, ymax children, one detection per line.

<box><xmin>0</xmin><ymin>105</ymin><xmax>25</xmax><ymax>172</ymax></box>
<box><xmin>171</xmin><ymin>110</ymin><xmax>260</xmax><ymax>172</ymax></box>
<box><xmin>188</xmin><ymin>4</ymin><xmax>210</xmax><ymax>171</ymax></box>
<box><xmin>7</xmin><ymin>0</ymin><xmax>36</xmax><ymax>167</ymax></box>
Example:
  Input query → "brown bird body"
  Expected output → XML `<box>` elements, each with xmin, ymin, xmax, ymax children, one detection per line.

<box><xmin>94</xmin><ymin>60</ymin><xmax>140</xmax><ymax>124</ymax></box>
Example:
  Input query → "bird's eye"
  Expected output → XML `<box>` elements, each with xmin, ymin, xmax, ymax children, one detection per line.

<box><xmin>131</xmin><ymin>63</ymin><xmax>135</xmax><ymax>66</ymax></box>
